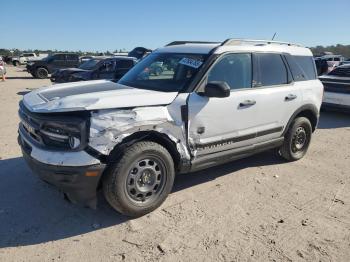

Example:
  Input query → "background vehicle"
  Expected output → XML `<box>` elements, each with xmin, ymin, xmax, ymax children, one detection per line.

<box><xmin>319</xmin><ymin>54</ymin><xmax>345</xmax><ymax>73</ymax></box>
<box><xmin>128</xmin><ymin>47</ymin><xmax>152</xmax><ymax>60</ymax></box>
<box><xmin>12</xmin><ymin>53</ymin><xmax>48</xmax><ymax>66</ymax></box>
<box><xmin>18</xmin><ymin>39</ymin><xmax>323</xmax><ymax>217</ymax></box>
<box><xmin>79</xmin><ymin>55</ymin><xmax>95</xmax><ymax>63</ymax></box>
<box><xmin>51</xmin><ymin>57</ymin><xmax>137</xmax><ymax>83</ymax></box>
<box><xmin>26</xmin><ymin>53</ymin><xmax>80</xmax><ymax>79</ymax></box>
<box><xmin>315</xmin><ymin>57</ymin><xmax>329</xmax><ymax>75</ymax></box>
<box><xmin>320</xmin><ymin>64</ymin><xmax>350</xmax><ymax>111</ymax></box>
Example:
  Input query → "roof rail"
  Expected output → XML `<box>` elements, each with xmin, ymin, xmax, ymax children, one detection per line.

<box><xmin>221</xmin><ymin>38</ymin><xmax>302</xmax><ymax>47</ymax></box>
<box><xmin>166</xmin><ymin>41</ymin><xmax>220</xmax><ymax>46</ymax></box>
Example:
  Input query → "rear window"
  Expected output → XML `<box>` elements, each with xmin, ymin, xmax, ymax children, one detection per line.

<box><xmin>285</xmin><ymin>55</ymin><xmax>317</xmax><ymax>81</ymax></box>
<box><xmin>256</xmin><ymin>53</ymin><xmax>288</xmax><ymax>86</ymax></box>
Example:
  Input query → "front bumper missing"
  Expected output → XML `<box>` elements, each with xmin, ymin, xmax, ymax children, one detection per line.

<box><xmin>18</xmin><ymin>129</ymin><xmax>106</xmax><ymax>208</ymax></box>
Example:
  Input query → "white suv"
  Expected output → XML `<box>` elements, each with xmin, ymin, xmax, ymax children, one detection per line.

<box><xmin>18</xmin><ymin>39</ymin><xmax>323</xmax><ymax>217</ymax></box>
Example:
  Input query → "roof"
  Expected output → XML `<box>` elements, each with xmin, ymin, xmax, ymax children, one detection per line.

<box><xmin>110</xmin><ymin>56</ymin><xmax>136</xmax><ymax>60</ymax></box>
<box><xmin>155</xmin><ymin>39</ymin><xmax>313</xmax><ymax>56</ymax></box>
<box><xmin>157</xmin><ymin>43</ymin><xmax>220</xmax><ymax>54</ymax></box>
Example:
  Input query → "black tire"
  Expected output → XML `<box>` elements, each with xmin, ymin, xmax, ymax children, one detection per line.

<box><xmin>279</xmin><ymin>117</ymin><xmax>312</xmax><ymax>161</ymax></box>
<box><xmin>13</xmin><ymin>61</ymin><xmax>19</xmax><ymax>66</ymax></box>
<box><xmin>103</xmin><ymin>141</ymin><xmax>175</xmax><ymax>217</ymax></box>
<box><xmin>35</xmin><ymin>67</ymin><xmax>48</xmax><ymax>79</ymax></box>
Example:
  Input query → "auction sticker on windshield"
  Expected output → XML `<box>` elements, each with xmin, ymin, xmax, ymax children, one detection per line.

<box><xmin>179</xmin><ymin>58</ymin><xmax>203</xmax><ymax>68</ymax></box>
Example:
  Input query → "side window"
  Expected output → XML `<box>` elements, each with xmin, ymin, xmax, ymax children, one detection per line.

<box><xmin>100</xmin><ymin>60</ymin><xmax>116</xmax><ymax>72</ymax></box>
<box><xmin>256</xmin><ymin>53</ymin><xmax>288</xmax><ymax>86</ymax></box>
<box><xmin>116</xmin><ymin>60</ymin><xmax>134</xmax><ymax>69</ymax></box>
<box><xmin>292</xmin><ymin>56</ymin><xmax>317</xmax><ymax>80</ymax></box>
<box><xmin>53</xmin><ymin>54</ymin><xmax>65</xmax><ymax>61</ymax></box>
<box><xmin>66</xmin><ymin>54</ymin><xmax>78</xmax><ymax>61</ymax></box>
<box><xmin>207</xmin><ymin>53</ymin><xmax>252</xmax><ymax>90</ymax></box>
<box><xmin>285</xmin><ymin>54</ymin><xmax>307</xmax><ymax>81</ymax></box>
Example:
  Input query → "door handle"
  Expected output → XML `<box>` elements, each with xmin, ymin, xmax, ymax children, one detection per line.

<box><xmin>285</xmin><ymin>94</ymin><xmax>297</xmax><ymax>101</ymax></box>
<box><xmin>239</xmin><ymin>100</ymin><xmax>256</xmax><ymax>107</ymax></box>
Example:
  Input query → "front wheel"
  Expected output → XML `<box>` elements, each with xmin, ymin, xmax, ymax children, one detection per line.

<box><xmin>35</xmin><ymin>67</ymin><xmax>48</xmax><ymax>79</ymax></box>
<box><xmin>103</xmin><ymin>141</ymin><xmax>175</xmax><ymax>217</ymax></box>
<box><xmin>279</xmin><ymin>117</ymin><xmax>312</xmax><ymax>161</ymax></box>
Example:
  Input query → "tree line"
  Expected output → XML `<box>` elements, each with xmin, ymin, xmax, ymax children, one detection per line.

<box><xmin>309</xmin><ymin>44</ymin><xmax>350</xmax><ymax>58</ymax></box>
<box><xmin>0</xmin><ymin>48</ymin><xmax>128</xmax><ymax>57</ymax></box>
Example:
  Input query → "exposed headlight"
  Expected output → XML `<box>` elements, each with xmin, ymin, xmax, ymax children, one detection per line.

<box><xmin>69</xmin><ymin>136</ymin><xmax>81</xmax><ymax>149</ymax></box>
<box><xmin>40</xmin><ymin>122</ymin><xmax>86</xmax><ymax>150</ymax></box>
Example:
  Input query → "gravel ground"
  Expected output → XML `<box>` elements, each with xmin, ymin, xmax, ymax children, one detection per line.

<box><xmin>0</xmin><ymin>66</ymin><xmax>350</xmax><ymax>262</ymax></box>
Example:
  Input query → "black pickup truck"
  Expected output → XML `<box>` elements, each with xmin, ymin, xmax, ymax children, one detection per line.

<box><xmin>26</xmin><ymin>53</ymin><xmax>80</xmax><ymax>79</ymax></box>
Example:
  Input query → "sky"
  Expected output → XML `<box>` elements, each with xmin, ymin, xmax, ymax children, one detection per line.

<box><xmin>1</xmin><ymin>0</ymin><xmax>350</xmax><ymax>52</ymax></box>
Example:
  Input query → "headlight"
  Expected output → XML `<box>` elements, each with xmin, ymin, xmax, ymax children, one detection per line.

<box><xmin>69</xmin><ymin>136</ymin><xmax>81</xmax><ymax>149</ymax></box>
<box><xmin>19</xmin><ymin>101</ymin><xmax>89</xmax><ymax>151</ymax></box>
<box><xmin>40</xmin><ymin>121</ymin><xmax>87</xmax><ymax>150</ymax></box>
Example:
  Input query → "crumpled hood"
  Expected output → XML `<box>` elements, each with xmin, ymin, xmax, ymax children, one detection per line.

<box><xmin>23</xmin><ymin>80</ymin><xmax>179</xmax><ymax>113</ymax></box>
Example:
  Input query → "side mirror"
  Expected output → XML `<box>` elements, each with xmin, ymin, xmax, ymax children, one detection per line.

<box><xmin>203</xmin><ymin>81</ymin><xmax>230</xmax><ymax>98</ymax></box>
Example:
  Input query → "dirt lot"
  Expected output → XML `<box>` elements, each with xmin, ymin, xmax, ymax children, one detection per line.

<box><xmin>0</xmin><ymin>66</ymin><xmax>349</xmax><ymax>262</ymax></box>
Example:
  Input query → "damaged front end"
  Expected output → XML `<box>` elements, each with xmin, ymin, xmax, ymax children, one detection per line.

<box><xmin>18</xmin><ymin>96</ymin><xmax>191</xmax><ymax>208</ymax></box>
<box><xmin>88</xmin><ymin>104</ymin><xmax>191</xmax><ymax>172</ymax></box>
<box><xmin>18</xmin><ymin>101</ymin><xmax>106</xmax><ymax>208</ymax></box>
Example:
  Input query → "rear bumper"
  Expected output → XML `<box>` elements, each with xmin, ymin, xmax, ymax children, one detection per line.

<box><xmin>18</xmin><ymin>129</ymin><xmax>106</xmax><ymax>208</ymax></box>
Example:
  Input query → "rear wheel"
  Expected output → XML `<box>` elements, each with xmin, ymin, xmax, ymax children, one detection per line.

<box><xmin>279</xmin><ymin>117</ymin><xmax>312</xmax><ymax>161</ymax></box>
<box><xmin>35</xmin><ymin>67</ymin><xmax>48</xmax><ymax>79</ymax></box>
<box><xmin>13</xmin><ymin>61</ymin><xmax>19</xmax><ymax>66</ymax></box>
<box><xmin>103</xmin><ymin>141</ymin><xmax>175</xmax><ymax>217</ymax></box>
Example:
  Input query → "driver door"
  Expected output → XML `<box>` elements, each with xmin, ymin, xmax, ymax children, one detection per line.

<box><xmin>188</xmin><ymin>53</ymin><xmax>260</xmax><ymax>157</ymax></box>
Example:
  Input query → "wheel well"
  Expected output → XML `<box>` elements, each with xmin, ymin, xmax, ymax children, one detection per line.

<box><xmin>107</xmin><ymin>131</ymin><xmax>181</xmax><ymax>172</ymax></box>
<box><xmin>295</xmin><ymin>109</ymin><xmax>318</xmax><ymax>132</ymax></box>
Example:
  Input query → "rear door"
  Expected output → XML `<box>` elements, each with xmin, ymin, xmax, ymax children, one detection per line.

<box><xmin>50</xmin><ymin>54</ymin><xmax>67</xmax><ymax>70</ymax></box>
<box><xmin>251</xmin><ymin>53</ymin><xmax>302</xmax><ymax>144</ymax></box>
<box><xmin>66</xmin><ymin>54</ymin><xmax>80</xmax><ymax>67</ymax></box>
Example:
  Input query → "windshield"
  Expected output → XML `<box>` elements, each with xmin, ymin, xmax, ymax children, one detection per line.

<box><xmin>79</xmin><ymin>59</ymin><xmax>100</xmax><ymax>70</ymax></box>
<box><xmin>118</xmin><ymin>52</ymin><xmax>207</xmax><ymax>92</ymax></box>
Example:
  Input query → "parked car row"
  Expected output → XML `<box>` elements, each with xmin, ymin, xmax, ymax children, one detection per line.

<box><xmin>23</xmin><ymin>47</ymin><xmax>151</xmax><ymax>80</ymax></box>
<box><xmin>12</xmin><ymin>52</ymin><xmax>48</xmax><ymax>66</ymax></box>
<box><xmin>319</xmin><ymin>64</ymin><xmax>350</xmax><ymax>112</ymax></box>
<box><xmin>50</xmin><ymin>56</ymin><xmax>137</xmax><ymax>83</ymax></box>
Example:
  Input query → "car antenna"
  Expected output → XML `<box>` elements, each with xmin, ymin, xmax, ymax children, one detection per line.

<box><xmin>271</xmin><ymin>32</ymin><xmax>277</xmax><ymax>40</ymax></box>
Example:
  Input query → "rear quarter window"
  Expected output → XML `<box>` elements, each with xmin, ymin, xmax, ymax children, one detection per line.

<box><xmin>286</xmin><ymin>55</ymin><xmax>317</xmax><ymax>81</ymax></box>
